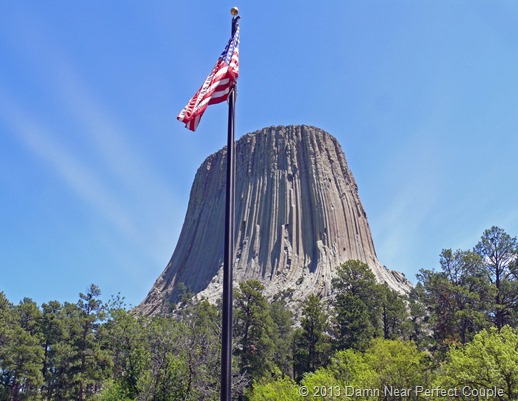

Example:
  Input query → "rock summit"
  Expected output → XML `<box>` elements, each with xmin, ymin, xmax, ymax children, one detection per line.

<box><xmin>137</xmin><ymin>125</ymin><xmax>410</xmax><ymax>314</ymax></box>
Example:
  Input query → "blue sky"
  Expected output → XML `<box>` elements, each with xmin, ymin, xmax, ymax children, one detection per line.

<box><xmin>1</xmin><ymin>1</ymin><xmax>517</xmax><ymax>307</ymax></box>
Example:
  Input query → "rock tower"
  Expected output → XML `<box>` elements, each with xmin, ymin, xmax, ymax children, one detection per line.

<box><xmin>138</xmin><ymin>125</ymin><xmax>410</xmax><ymax>314</ymax></box>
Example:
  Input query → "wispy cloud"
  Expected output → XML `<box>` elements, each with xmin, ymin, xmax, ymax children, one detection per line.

<box><xmin>52</xmin><ymin>62</ymin><xmax>177</xmax><ymax>210</ymax></box>
<box><xmin>375</xmin><ymin>183</ymin><xmax>440</xmax><ymax>272</ymax></box>
<box><xmin>372</xmin><ymin>132</ymin><xmax>444</xmax><ymax>276</ymax></box>
<box><xmin>0</xmin><ymin>96</ymin><xmax>139</xmax><ymax>247</ymax></box>
<box><xmin>0</xmin><ymin>9</ymin><xmax>182</xmax><ymax>267</ymax></box>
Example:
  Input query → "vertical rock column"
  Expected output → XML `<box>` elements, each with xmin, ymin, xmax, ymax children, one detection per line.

<box><xmin>137</xmin><ymin>125</ymin><xmax>410</xmax><ymax>315</ymax></box>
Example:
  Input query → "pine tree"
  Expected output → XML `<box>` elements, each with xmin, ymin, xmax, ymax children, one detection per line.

<box><xmin>332</xmin><ymin>260</ymin><xmax>382</xmax><ymax>351</ymax></box>
<box><xmin>293</xmin><ymin>294</ymin><xmax>331</xmax><ymax>380</ymax></box>
<box><xmin>474</xmin><ymin>226</ymin><xmax>518</xmax><ymax>330</ymax></box>
<box><xmin>103</xmin><ymin>307</ymin><xmax>147</xmax><ymax>399</ymax></box>
<box><xmin>137</xmin><ymin>316</ymin><xmax>191</xmax><ymax>401</ymax></box>
<box><xmin>406</xmin><ymin>283</ymin><xmax>430</xmax><ymax>349</ymax></box>
<box><xmin>179</xmin><ymin>299</ymin><xmax>222</xmax><ymax>400</ymax></box>
<box><xmin>70</xmin><ymin>284</ymin><xmax>112</xmax><ymax>400</ymax></box>
<box><xmin>1</xmin><ymin>298</ymin><xmax>44</xmax><ymax>401</ymax></box>
<box><xmin>234</xmin><ymin>280</ymin><xmax>275</xmax><ymax>381</ymax></box>
<box><xmin>418</xmin><ymin>249</ymin><xmax>492</xmax><ymax>349</ymax></box>
<box><xmin>268</xmin><ymin>296</ymin><xmax>294</xmax><ymax>379</ymax></box>
<box><xmin>39</xmin><ymin>300</ymin><xmax>70</xmax><ymax>400</ymax></box>
<box><xmin>378</xmin><ymin>284</ymin><xmax>409</xmax><ymax>340</ymax></box>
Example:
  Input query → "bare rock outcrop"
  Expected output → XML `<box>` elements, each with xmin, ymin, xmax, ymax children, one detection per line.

<box><xmin>137</xmin><ymin>125</ymin><xmax>411</xmax><ymax>314</ymax></box>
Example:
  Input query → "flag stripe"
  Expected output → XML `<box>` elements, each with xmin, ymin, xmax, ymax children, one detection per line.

<box><xmin>177</xmin><ymin>20</ymin><xmax>240</xmax><ymax>132</ymax></box>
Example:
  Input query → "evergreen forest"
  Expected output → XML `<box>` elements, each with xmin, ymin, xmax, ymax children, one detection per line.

<box><xmin>1</xmin><ymin>226</ymin><xmax>517</xmax><ymax>400</ymax></box>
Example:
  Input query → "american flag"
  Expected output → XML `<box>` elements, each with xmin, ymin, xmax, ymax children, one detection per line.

<box><xmin>177</xmin><ymin>19</ymin><xmax>240</xmax><ymax>132</ymax></box>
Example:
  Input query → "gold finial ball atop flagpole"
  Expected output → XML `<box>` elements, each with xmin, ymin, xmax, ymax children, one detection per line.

<box><xmin>230</xmin><ymin>7</ymin><xmax>239</xmax><ymax>16</ymax></box>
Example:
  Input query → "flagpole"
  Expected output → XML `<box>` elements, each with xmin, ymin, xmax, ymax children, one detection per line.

<box><xmin>221</xmin><ymin>8</ymin><xmax>239</xmax><ymax>401</ymax></box>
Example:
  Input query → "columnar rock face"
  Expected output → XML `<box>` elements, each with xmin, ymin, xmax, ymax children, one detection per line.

<box><xmin>137</xmin><ymin>125</ymin><xmax>411</xmax><ymax>314</ymax></box>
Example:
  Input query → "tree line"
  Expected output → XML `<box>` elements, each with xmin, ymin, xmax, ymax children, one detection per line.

<box><xmin>0</xmin><ymin>226</ymin><xmax>517</xmax><ymax>400</ymax></box>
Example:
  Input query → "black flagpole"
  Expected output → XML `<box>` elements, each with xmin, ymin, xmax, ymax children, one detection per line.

<box><xmin>221</xmin><ymin>8</ymin><xmax>239</xmax><ymax>401</ymax></box>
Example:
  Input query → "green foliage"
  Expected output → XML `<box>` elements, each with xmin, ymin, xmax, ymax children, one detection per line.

<box><xmin>40</xmin><ymin>300</ymin><xmax>66</xmax><ymax>399</ymax></box>
<box><xmin>45</xmin><ymin>301</ymin><xmax>83</xmax><ymax>400</ymax></box>
<box><xmin>379</xmin><ymin>284</ymin><xmax>410</xmax><ymax>340</ymax></box>
<box><xmin>269</xmin><ymin>297</ymin><xmax>294</xmax><ymax>379</ymax></box>
<box><xmin>137</xmin><ymin>317</ymin><xmax>191</xmax><ymax>401</ymax></box>
<box><xmin>332</xmin><ymin>260</ymin><xmax>382</xmax><ymax>351</ymax></box>
<box><xmin>103</xmin><ymin>298</ymin><xmax>223</xmax><ymax>401</ymax></box>
<box><xmin>405</xmin><ymin>283</ymin><xmax>431</xmax><ymax>349</ymax></box>
<box><xmin>416</xmin><ymin>227</ymin><xmax>518</xmax><ymax>358</ymax></box>
<box><xmin>474</xmin><ymin>226</ymin><xmax>518</xmax><ymax>329</ymax></box>
<box><xmin>436</xmin><ymin>326</ymin><xmax>518</xmax><ymax>400</ymax></box>
<box><xmin>364</xmin><ymin>338</ymin><xmax>433</xmax><ymax>396</ymax></box>
<box><xmin>103</xmin><ymin>308</ymin><xmax>147</xmax><ymax>399</ymax></box>
<box><xmin>0</xmin><ymin>286</ymin><xmax>116</xmax><ymax>400</ymax></box>
<box><xmin>98</xmin><ymin>380</ymin><xmax>135</xmax><ymax>401</ymax></box>
<box><xmin>300</xmin><ymin>339</ymin><xmax>431</xmax><ymax>401</ymax></box>
<box><xmin>0</xmin><ymin>296</ymin><xmax>44</xmax><ymax>401</ymax></box>
<box><xmin>301</xmin><ymin>368</ymin><xmax>343</xmax><ymax>399</ymax></box>
<box><xmin>293</xmin><ymin>294</ymin><xmax>331</xmax><ymax>380</ymax></box>
<box><xmin>71</xmin><ymin>284</ymin><xmax>113</xmax><ymax>400</ymax></box>
<box><xmin>0</xmin><ymin>225</ymin><xmax>517</xmax><ymax>400</ymax></box>
<box><xmin>418</xmin><ymin>249</ymin><xmax>492</xmax><ymax>353</ymax></box>
<box><xmin>178</xmin><ymin>299</ymin><xmax>222</xmax><ymax>400</ymax></box>
<box><xmin>234</xmin><ymin>280</ymin><xmax>276</xmax><ymax>381</ymax></box>
<box><xmin>246</xmin><ymin>376</ymin><xmax>300</xmax><ymax>401</ymax></box>
<box><xmin>327</xmin><ymin>348</ymin><xmax>377</xmax><ymax>390</ymax></box>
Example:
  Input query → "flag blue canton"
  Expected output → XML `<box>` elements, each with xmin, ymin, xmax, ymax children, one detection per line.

<box><xmin>177</xmin><ymin>18</ymin><xmax>239</xmax><ymax>131</ymax></box>
<box><xmin>221</xmin><ymin>25</ymin><xmax>239</xmax><ymax>65</ymax></box>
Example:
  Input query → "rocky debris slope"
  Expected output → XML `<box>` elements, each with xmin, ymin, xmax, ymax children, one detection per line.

<box><xmin>137</xmin><ymin>125</ymin><xmax>411</xmax><ymax>314</ymax></box>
